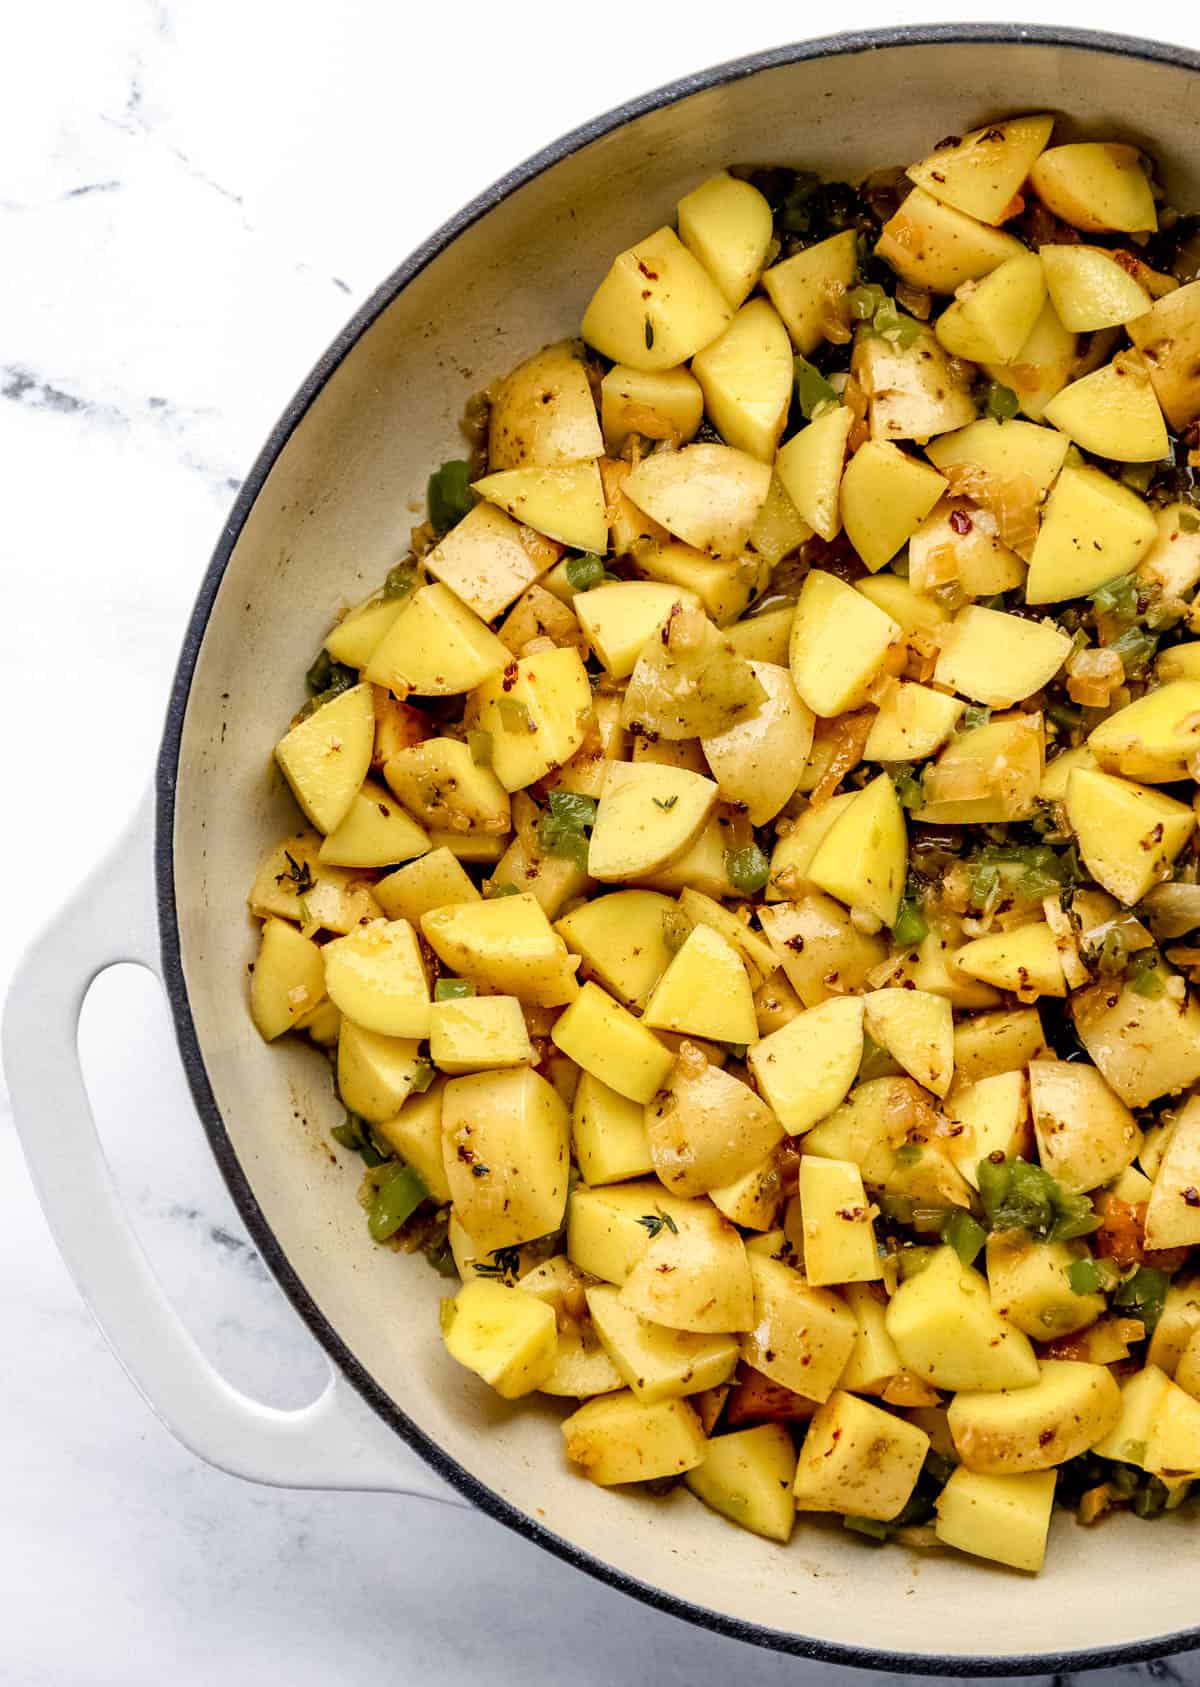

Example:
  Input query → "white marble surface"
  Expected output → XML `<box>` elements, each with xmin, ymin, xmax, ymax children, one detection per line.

<box><xmin>5</xmin><ymin>2</ymin><xmax>1200</xmax><ymax>1682</ymax></box>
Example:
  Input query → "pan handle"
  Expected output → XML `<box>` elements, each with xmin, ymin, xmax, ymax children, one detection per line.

<box><xmin>2</xmin><ymin>788</ymin><xmax>467</xmax><ymax>1505</ymax></box>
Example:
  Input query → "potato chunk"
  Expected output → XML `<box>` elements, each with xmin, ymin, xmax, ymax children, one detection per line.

<box><xmin>423</xmin><ymin>503</ymin><xmax>547</xmax><ymax>621</ymax></box>
<box><xmin>793</xmin><ymin>1391</ymin><xmax>928</xmax><ymax>1520</ymax></box>
<box><xmin>907</xmin><ymin>115</ymin><xmax>1054</xmax><ymax>224</ymax></box>
<box><xmin>934</xmin><ymin>606</ymin><xmax>1070</xmax><ymax>707</ymax></box>
<box><xmin>955</xmin><ymin>922</ymin><xmax>1066</xmax><ymax>1001</ymax></box>
<box><xmin>429</xmin><ymin>995</ymin><xmax>532</xmax><ymax>1075</ymax></box>
<box><xmin>561</xmin><ymin>1391</ymin><xmax>707</xmax><ymax>1485</ymax></box>
<box><xmin>422</xmin><ymin>894</ymin><xmax>577</xmax><ymax>1006</ymax></box>
<box><xmin>336</xmin><ymin>1019</ymin><xmax>422</xmax><ymax>1120</ymax></box>
<box><xmin>586</xmin><ymin>1284</ymin><xmax>738</xmax><ymax>1404</ymax></box>
<box><xmin>555</xmin><ymin>888</ymin><xmax>675</xmax><ymax>1010</ymax></box>
<box><xmin>1066</xmin><ymin>767</ymin><xmax>1194</xmax><ymax>907</ymax></box>
<box><xmin>701</xmin><ymin>661</ymin><xmax>813</xmax><ymax>824</ymax></box>
<box><xmin>575</xmin><ymin>581</ymin><xmax>698</xmax><ymax>678</ymax></box>
<box><xmin>677</xmin><ymin>171</ymin><xmax>773</xmax><ymax>307</ymax></box>
<box><xmin>572</xmin><ymin>1073</ymin><xmax>654</xmax><ymax>1186</ymax></box>
<box><xmin>775</xmin><ymin>405</ymin><xmax>853</xmax><ymax>540</ymax></box>
<box><xmin>442</xmin><ymin>1279</ymin><xmax>557</xmax><ymax>1399</ymax></box>
<box><xmin>951</xmin><ymin>1360</ymin><xmax>1129</xmax><ymax>1473</ymax></box>
<box><xmin>588</xmin><ymin>762</ymin><xmax>717</xmax><ymax>881</ymax></box>
<box><xmin>741</xmin><ymin>1253</ymin><xmax>857</xmax><ymax>1401</ymax></box>
<box><xmin>876</xmin><ymin>188</ymin><xmax>1025</xmax><ymax>293</ymax></box>
<box><xmin>472</xmin><ymin>462</ymin><xmax>608</xmax><ymax>554</ymax></box>
<box><xmin>840</xmin><ymin>441</ymin><xmax>947</xmax><ymax>573</ymax></box>
<box><xmin>1042</xmin><ymin>354</ymin><xmax>1169</xmax><ymax>464</ymax></box>
<box><xmin>935</xmin><ymin>252</ymin><xmax>1046</xmax><ymax>364</ymax></box>
<box><xmin>685</xmin><ymin>1424</ymin><xmax>796</xmax><ymax>1542</ymax></box>
<box><xmin>317</xmin><ymin>780</ymin><xmax>429</xmax><ymax>870</ymax></box>
<box><xmin>643</xmin><ymin>924</ymin><xmax>757</xmax><ymax>1047</ymax></box>
<box><xmin>249</xmin><ymin>918</ymin><xmax>326</xmax><ymax>1041</ymax></box>
<box><xmin>384</xmin><ymin>737</ymin><xmax>510</xmax><ymax>836</ymax></box>
<box><xmin>864</xmin><ymin>987</ymin><xmax>954</xmax><ymax>1097</ymax></box>
<box><xmin>1127</xmin><ymin>279</ymin><xmax>1200</xmax><ymax>431</ymax></box>
<box><xmin>1026</xmin><ymin>466</ymin><xmax>1157</xmax><ymax>602</ymax></box>
<box><xmin>935</xmin><ymin>1467</ymin><xmax>1056</xmax><ymax>1572</ymax></box>
<box><xmin>623</xmin><ymin>443</ymin><xmax>770</xmax><ymax>558</ymax></box>
<box><xmin>1039</xmin><ymin>243</ymin><xmax>1153</xmax><ymax>330</ymax></box>
<box><xmin>692</xmin><ymin>299</ymin><xmax>792</xmax><ymax>460</ymax></box>
<box><xmin>322</xmin><ymin>918</ymin><xmax>430</xmax><ymax>1038</ymax></box>
<box><xmin>487</xmin><ymin>340</ymin><xmax>602</xmax><ymax>470</ymax></box>
<box><xmin>789</xmin><ymin>569</ymin><xmax>901</xmax><ymax>717</ymax></box>
<box><xmin>748</xmin><ymin>997</ymin><xmax>864</xmax><ymax>1136</ymax></box>
<box><xmin>364</xmin><ymin>584</ymin><xmax>510</xmax><ymax>697</ymax></box>
<box><xmin>853</xmin><ymin>327</ymin><xmax>976</xmax><ymax>444</ymax></box>
<box><xmin>1072</xmin><ymin>974</ymin><xmax>1200</xmax><ymax>1107</ymax></box>
<box><xmin>552</xmin><ymin>982</ymin><xmax>673</xmax><ymax>1105</ymax></box>
<box><xmin>885</xmin><ymin>1246</ymin><xmax>1039</xmax><ymax>1392</ymax></box>
<box><xmin>645</xmin><ymin>1048</ymin><xmax>783</xmax><ymax>1198</ymax></box>
<box><xmin>945</xmin><ymin>1070</ymin><xmax>1031</xmax><ymax>1187</ymax></box>
<box><xmin>1087</xmin><ymin>681</ymin><xmax>1200</xmax><ymax>784</ymax></box>
<box><xmin>796</xmin><ymin>1156</ymin><xmax>880</xmax><ymax>1286</ymax></box>
<box><xmin>620</xmin><ymin>1199</ymin><xmax>753</xmax><ymax>1333</ymax></box>
<box><xmin>1145</xmin><ymin>1096</ymin><xmax>1200</xmax><ymax>1251</ymax></box>
<box><xmin>275</xmin><ymin>682</ymin><xmax>375</xmax><ymax>834</ymax></box>
<box><xmin>762</xmin><ymin>229</ymin><xmax>858</xmax><ymax>354</ymax></box>
<box><xmin>758</xmin><ymin>893</ymin><xmax>885</xmax><ymax>1008</ymax></box>
<box><xmin>472</xmin><ymin>646</ymin><xmax>591</xmax><ymax>792</ymax></box>
<box><xmin>807</xmin><ymin>772</ymin><xmax>907</xmax><ymax>928</ymax></box>
<box><xmin>600</xmin><ymin>364</ymin><xmax>704</xmax><ymax>452</ymax></box>
<box><xmin>442</xmin><ymin>1067</ymin><xmax>569</xmax><ymax>1252</ymax></box>
<box><xmin>1031</xmin><ymin>142</ymin><xmax>1156</xmax><ymax>234</ymax></box>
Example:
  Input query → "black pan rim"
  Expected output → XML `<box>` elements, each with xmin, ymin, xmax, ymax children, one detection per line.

<box><xmin>155</xmin><ymin>23</ymin><xmax>1200</xmax><ymax>1675</ymax></box>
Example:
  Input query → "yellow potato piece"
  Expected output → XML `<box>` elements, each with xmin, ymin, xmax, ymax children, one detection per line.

<box><xmin>747</xmin><ymin>477</ymin><xmax>813</xmax><ymax>569</ymax></box>
<box><xmin>442</xmin><ymin>1066</ymin><xmax>570</xmax><ymax>1252</ymax></box>
<box><xmin>807</xmin><ymin>772</ymin><xmax>907</xmax><ymax>927</ymax></box>
<box><xmin>487</xmin><ymin>340</ymin><xmax>603</xmax><ymax>470</ymax></box>
<box><xmin>935</xmin><ymin>1467</ymin><xmax>1056</xmax><ymax>1572</ymax></box>
<box><xmin>274</xmin><ymin>681</ymin><xmax>375</xmax><ymax>835</ymax></box>
<box><xmin>472</xmin><ymin>462</ymin><xmax>608</xmax><ymax>554</ymax></box>
<box><xmin>876</xmin><ymin>188</ymin><xmax>1025</xmax><ymax>293</ymax></box>
<box><xmin>685</xmin><ymin>1423</ymin><xmax>797</xmax><ymax>1543</ymax></box>
<box><xmin>838</xmin><ymin>1282</ymin><xmax>903</xmax><ymax>1394</ymax></box>
<box><xmin>1028</xmin><ymin>463</ymin><xmax>1159</xmax><ymax>605</ymax></box>
<box><xmin>700</xmin><ymin>661</ymin><xmax>813</xmax><ymax>824</ymax></box>
<box><xmin>862</xmin><ymin>682</ymin><xmax>964</xmax><ymax>762</ymax></box>
<box><xmin>600</xmin><ymin>363</ymin><xmax>704</xmax><ymax>453</ymax></box>
<box><xmin>775</xmin><ymin>405</ymin><xmax>852</xmax><ymax>541</ymax></box>
<box><xmin>556</xmin><ymin>888</ymin><xmax>676</xmax><ymax>1010</ymax></box>
<box><xmin>1028</xmin><ymin>1058</ymin><xmax>1141</xmax><ymax>1195</ymax></box>
<box><xmin>794</xmin><ymin>1391</ymin><xmax>928</xmax><ymax>1520</ymax></box>
<box><xmin>423</xmin><ymin>503</ymin><xmax>547</xmax><ymax>623</ymax></box>
<box><xmin>364</xmin><ymin>583</ymin><xmax>509</xmax><ymax>697</ymax></box>
<box><xmin>324</xmin><ymin>592</ymin><xmax>407</xmax><ymax>669</ymax></box>
<box><xmin>885</xmin><ymin>1246</ymin><xmax>1039</xmax><ymax>1392</ymax></box>
<box><xmin>566</xmin><ymin>1178</ymin><xmax>689</xmax><ymax>1284</ymax></box>
<box><xmin>934</xmin><ymin>252</ymin><xmax>1046</xmax><ymax>364</ymax></box>
<box><xmin>907</xmin><ymin>114</ymin><xmax>1055</xmax><ymax>224</ymax></box>
<box><xmin>1072</xmin><ymin>973</ymin><xmax>1200</xmax><ymax>1108</ymax></box>
<box><xmin>909</xmin><ymin>498</ymin><xmax>1027</xmax><ymax>598</ymax></box>
<box><xmin>375</xmin><ymin>1084</ymin><xmax>450</xmax><ymax>1203</ymax></box>
<box><xmin>429</xmin><ymin>995</ymin><xmax>532</xmax><ymax>1075</ymax></box>
<box><xmin>575</xmin><ymin>581</ymin><xmax>699</xmax><ymax>678</ymax></box>
<box><xmin>634</xmin><ymin>538</ymin><xmax>763</xmax><ymax>626</ymax></box>
<box><xmin>588</xmin><ymin>762</ymin><xmax>717</xmax><ymax>882</ymax></box>
<box><xmin>1039</xmin><ymin>243</ymin><xmax>1153</xmax><ymax>331</ymax></box>
<box><xmin>249</xmin><ymin>918</ymin><xmax>326</xmax><ymax>1041</ymax></box>
<box><xmin>645</xmin><ymin>1048</ymin><xmax>783</xmax><ymax>1197</ymax></box>
<box><xmin>552</xmin><ymin>981</ymin><xmax>673</xmax><ymax>1105</ymax></box>
<box><xmin>620</xmin><ymin>1198</ymin><xmax>753</xmax><ymax>1333</ymax></box>
<box><xmin>796</xmin><ymin>1157</ymin><xmax>880</xmax><ymax>1286</ymax></box>
<box><xmin>945</xmin><ymin>1070</ymin><xmax>1031</xmax><ymax>1188</ymax></box>
<box><xmin>585</xmin><ymin>1284</ymin><xmax>738</xmax><ymax>1404</ymax></box>
<box><xmin>692</xmin><ymin>299</ymin><xmax>792</xmax><ymax>460</ymax></box>
<box><xmin>864</xmin><ymin>987</ymin><xmax>954</xmax><ymax>1097</ymax></box>
<box><xmin>336</xmin><ymin>1019</ymin><xmax>423</xmax><ymax>1121</ymax></box>
<box><xmin>1142</xmin><ymin>504</ymin><xmax>1200</xmax><ymax>601</ymax></box>
<box><xmin>981</xmin><ymin>296</ymin><xmax>1076</xmax><ymax>422</ymax></box>
<box><xmin>421</xmin><ymin>893</ymin><xmax>578</xmax><ymax>1007</ymax></box>
<box><xmin>985</xmin><ymin>1234</ymin><xmax>1104</xmax><ymax>1340</ymax></box>
<box><xmin>854</xmin><ymin>572</ymin><xmax>950</xmax><ymax>634</ymax></box>
<box><xmin>623</xmin><ymin>443</ymin><xmax>770</xmax><ymax>558</ymax></box>
<box><xmin>572</xmin><ymin>1072</ymin><xmax>654</xmax><ymax>1186</ymax></box>
<box><xmin>925</xmin><ymin>417</ymin><xmax>1069</xmax><ymax>503</ymax></box>
<box><xmin>934</xmin><ymin>606</ymin><xmax>1070</xmax><ymax>707</ymax></box>
<box><xmin>1145</xmin><ymin>1096</ymin><xmax>1200</xmax><ymax>1252</ymax></box>
<box><xmin>748</xmin><ymin>996</ymin><xmax>864</xmax><ymax>1135</ymax></box>
<box><xmin>317</xmin><ymin>780</ymin><xmax>429</xmax><ymax>869</ymax></box>
<box><xmin>955</xmin><ymin>922</ymin><xmax>1066</xmax><ymax>1001</ymax></box>
<box><xmin>853</xmin><ymin>326</ymin><xmax>976</xmax><ymax>444</ymax></box>
<box><xmin>1031</xmin><ymin>142</ymin><xmax>1157</xmax><ymax>234</ymax></box>
<box><xmin>840</xmin><ymin>441</ymin><xmax>947</xmax><ymax>573</ymax></box>
<box><xmin>761</xmin><ymin>229</ymin><xmax>858</xmax><ymax>355</ymax></box>
<box><xmin>322</xmin><ymin>918</ymin><xmax>430</xmax><ymax>1039</ymax></box>
<box><xmin>742</xmin><ymin>1252</ymin><xmax>857</xmax><ymax>1401</ymax></box>
<box><xmin>374</xmin><ymin>847</ymin><xmax>479</xmax><ymax>924</ymax></box>
<box><xmin>677</xmin><ymin>171</ymin><xmax>774</xmax><ymax>308</ymax></box>
<box><xmin>582</xmin><ymin>225</ymin><xmax>731</xmax><ymax>373</ymax></box>
<box><xmin>952</xmin><ymin>1007</ymin><xmax>1046</xmax><ymax>1086</ymax></box>
<box><xmin>758</xmin><ymin>894</ymin><xmax>885</xmax><ymax>1008</ymax></box>
<box><xmin>789</xmin><ymin>569</ymin><xmax>901</xmax><ymax>717</ymax></box>
<box><xmin>915</xmin><ymin>712</ymin><xmax>1045</xmax><ymax>826</ymax></box>
<box><xmin>1066</xmin><ymin>767</ymin><xmax>1194</xmax><ymax>907</ymax></box>
<box><xmin>472</xmin><ymin>645</ymin><xmax>591</xmax><ymax>792</ymax></box>
<box><xmin>643</xmin><ymin>923</ymin><xmax>757</xmax><ymax>1047</ymax></box>
<box><xmin>1127</xmin><ymin>279</ymin><xmax>1200</xmax><ymax>432</ymax></box>
<box><xmin>561</xmin><ymin>1391</ymin><xmax>707</xmax><ymax>1485</ymax></box>
<box><xmin>443</xmin><ymin>1279</ymin><xmax>557</xmax><ymax>1399</ymax></box>
<box><xmin>1088</xmin><ymin>680</ymin><xmax>1200</xmax><ymax>783</ymax></box>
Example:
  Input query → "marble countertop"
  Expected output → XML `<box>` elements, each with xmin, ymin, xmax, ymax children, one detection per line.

<box><xmin>4</xmin><ymin>2</ymin><xmax>1200</xmax><ymax>1681</ymax></box>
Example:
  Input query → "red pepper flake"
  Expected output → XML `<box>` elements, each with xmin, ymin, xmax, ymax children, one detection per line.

<box><xmin>949</xmin><ymin>508</ymin><xmax>973</xmax><ymax>536</ymax></box>
<box><xmin>501</xmin><ymin>662</ymin><xmax>519</xmax><ymax>692</ymax></box>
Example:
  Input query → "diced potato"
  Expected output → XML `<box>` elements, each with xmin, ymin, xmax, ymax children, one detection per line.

<box><xmin>620</xmin><ymin>1199</ymin><xmax>753</xmax><ymax>1333</ymax></box>
<box><xmin>422</xmin><ymin>894</ymin><xmax>577</xmax><ymax>1007</ymax></box>
<box><xmin>442</xmin><ymin>1279</ymin><xmax>558</xmax><ymax>1399</ymax></box>
<box><xmin>637</xmin><ymin>814</ymin><xmax>732</xmax><ymax>899</ymax></box>
<box><xmin>1031</xmin><ymin>1058</ymin><xmax>1142</xmax><ymax>1195</ymax></box>
<box><xmin>1043</xmin><ymin>352</ymin><xmax>1169</xmax><ymax>465</ymax></box>
<box><xmin>472</xmin><ymin>462</ymin><xmax>607</xmax><ymax>554</ymax></box>
<box><xmin>620</xmin><ymin>606</ymin><xmax>765</xmax><ymax>742</ymax></box>
<box><xmin>676</xmin><ymin>171</ymin><xmax>773</xmax><ymax>307</ymax></box>
<box><xmin>761</xmin><ymin>229</ymin><xmax>858</xmax><ymax>355</ymax></box>
<box><xmin>636</xmin><ymin>539</ymin><xmax>764</xmax><ymax>627</ymax></box>
<box><xmin>952</xmin><ymin>1008</ymin><xmax>1046</xmax><ymax>1085</ymax></box>
<box><xmin>925</xmin><ymin>416</ymin><xmax>1069</xmax><ymax>503</ymax></box>
<box><xmin>863</xmin><ymin>682</ymin><xmax>964</xmax><ymax>763</ymax></box>
<box><xmin>907</xmin><ymin>115</ymin><xmax>1055</xmax><ymax>224</ymax></box>
<box><xmin>1072</xmin><ymin>974</ymin><xmax>1200</xmax><ymax>1107</ymax></box>
<box><xmin>981</xmin><ymin>297</ymin><xmax>1076</xmax><ymax>422</ymax></box>
<box><xmin>758</xmin><ymin>894</ymin><xmax>885</xmax><ymax>1008</ymax></box>
<box><xmin>747</xmin><ymin>478</ymin><xmax>813</xmax><ymax>569</ymax></box>
<box><xmin>1176</xmin><ymin>1331</ymin><xmax>1200</xmax><ymax>1400</ymax></box>
<box><xmin>646</xmin><ymin>1048</ymin><xmax>783</xmax><ymax>1197</ymax></box>
<box><xmin>582</xmin><ymin>224</ymin><xmax>731</xmax><ymax>371</ymax></box>
<box><xmin>423</xmin><ymin>503</ymin><xmax>546</xmax><ymax>621</ymax></box>
<box><xmin>249</xmin><ymin>917</ymin><xmax>326</xmax><ymax>1041</ymax></box>
<box><xmin>572</xmin><ymin>1072</ymin><xmax>654</xmax><ymax>1186</ymax></box>
<box><xmin>876</xmin><ymin>188</ymin><xmax>1025</xmax><ymax>293</ymax></box>
<box><xmin>853</xmin><ymin>327</ymin><xmax>976</xmax><ymax>444</ymax></box>
<box><xmin>934</xmin><ymin>1467</ymin><xmax>1056</xmax><ymax>1572</ymax></box>
<box><xmin>538</xmin><ymin>1319</ymin><xmax>624</xmax><ymax>1399</ymax></box>
<box><xmin>336</xmin><ymin>1019</ymin><xmax>422</xmax><ymax>1120</ymax></box>
<box><xmin>275</xmin><ymin>682</ymin><xmax>375</xmax><ymax>834</ymax></box>
<box><xmin>934</xmin><ymin>252</ymin><xmax>1046</xmax><ymax>364</ymax></box>
<box><xmin>789</xmin><ymin>569</ymin><xmax>902</xmax><ymax>717</ymax></box>
<box><xmin>565</xmin><ymin>1178</ymin><xmax>688</xmax><ymax>1285</ymax></box>
<box><xmin>677</xmin><ymin>888</ymin><xmax>778</xmax><ymax>988</ymax></box>
<box><xmin>748</xmin><ymin>997</ymin><xmax>864</xmax><ymax>1135</ymax></box>
<box><xmin>429</xmin><ymin>995</ymin><xmax>532</xmax><ymax>1074</ymax></box>
<box><xmin>955</xmin><ymin>922</ymin><xmax>1065</xmax><ymax>1001</ymax></box>
<box><xmin>322</xmin><ymin>918</ymin><xmax>430</xmax><ymax>1038</ymax></box>
<box><xmin>364</xmin><ymin>583</ymin><xmax>510</xmax><ymax>697</ymax></box>
<box><xmin>561</xmin><ymin>1390</ymin><xmax>707</xmax><ymax>1485</ymax></box>
<box><xmin>556</xmin><ymin>888</ymin><xmax>675</xmax><ymax>1010</ymax></box>
<box><xmin>374</xmin><ymin>848</ymin><xmax>479</xmax><ymax>924</ymax></box>
<box><xmin>1088</xmin><ymin>681</ymin><xmax>1200</xmax><ymax>784</ymax></box>
<box><xmin>1145</xmin><ymin>1377</ymin><xmax>1200</xmax><ymax>1481</ymax></box>
<box><xmin>1145</xmin><ymin>1096</ymin><xmax>1200</xmax><ymax>1251</ymax></box>
<box><xmin>384</xmin><ymin>737</ymin><xmax>510</xmax><ymax>835</ymax></box>
<box><xmin>864</xmin><ymin>988</ymin><xmax>953</xmax><ymax>1097</ymax></box>
<box><xmin>796</xmin><ymin>1157</ymin><xmax>880</xmax><ymax>1286</ymax></box>
<box><xmin>296</xmin><ymin>997</ymin><xmax>340</xmax><ymax>1045</ymax></box>
<box><xmin>838</xmin><ymin>1282</ymin><xmax>902</xmax><ymax>1394</ymax></box>
<box><xmin>324</xmin><ymin>592</ymin><xmax>407</xmax><ymax>669</ymax></box>
<box><xmin>885</xmin><ymin>1246</ymin><xmax>1039</xmax><ymax>1392</ymax></box>
<box><xmin>1092</xmin><ymin>1363</ymin><xmax>1171</xmax><ymax>1465</ymax></box>
<box><xmin>488</xmin><ymin>826</ymin><xmax>590</xmax><ymax>922</ymax></box>
<box><xmin>1025</xmin><ymin>465</ymin><xmax>1157</xmax><ymax>603</ymax></box>
<box><xmin>840</xmin><ymin>441</ymin><xmax>947</xmax><ymax>573</ymax></box>
<box><xmin>1127</xmin><ymin>279</ymin><xmax>1200</xmax><ymax>431</ymax></box>
<box><xmin>807</xmin><ymin>773</ymin><xmax>906</xmax><ymax>928</ymax></box>
<box><xmin>1030</xmin><ymin>142</ymin><xmax>1156</xmax><ymax>234</ymax></box>
<box><xmin>945</xmin><ymin>1070</ymin><xmax>1031</xmax><ymax>1187</ymax></box>
<box><xmin>623</xmin><ymin>443</ymin><xmax>770</xmax><ymax>558</ymax></box>
<box><xmin>908</xmin><ymin>501</ymin><xmax>1026</xmax><ymax>600</ymax></box>
<box><xmin>1143</xmin><ymin>505</ymin><xmax>1200</xmax><ymax>602</ymax></box>
<box><xmin>1066</xmin><ymin>768</ymin><xmax>1194</xmax><ymax>908</ymax></box>
<box><xmin>371</xmin><ymin>693</ymin><xmax>434</xmax><ymax>771</ymax></box>
<box><xmin>442</xmin><ymin>1067</ymin><xmax>569</xmax><ymax>1251</ymax></box>
<box><xmin>793</xmin><ymin>1390</ymin><xmax>928</xmax><ymax>1520</ymax></box>
<box><xmin>901</xmin><ymin>922</ymin><xmax>1004</xmax><ymax>1010</ymax></box>
<box><xmin>552</xmin><ymin>981</ymin><xmax>673</xmax><ymax>1105</ymax></box>
<box><xmin>471</xmin><ymin>647</ymin><xmax>591</xmax><ymax>792</ymax></box>
<box><xmin>692</xmin><ymin>299</ymin><xmax>793</xmax><ymax>460</ymax></box>
<box><xmin>547</xmin><ymin>692</ymin><xmax>627</xmax><ymax>800</ymax></box>
<box><xmin>916</xmin><ymin>711</ymin><xmax>1046</xmax><ymax>826</ymax></box>
<box><xmin>765</xmin><ymin>791</ymin><xmax>856</xmax><ymax>900</ymax></box>
<box><xmin>709</xmin><ymin>1148</ymin><xmax>787</xmax><ymax>1231</ymax></box>
<box><xmin>685</xmin><ymin>1423</ymin><xmax>797</xmax><ymax>1542</ymax></box>
<box><xmin>934</xmin><ymin>606</ymin><xmax>1071</xmax><ymax>706</ymax></box>
<box><xmin>575</xmin><ymin>581</ymin><xmax>697</xmax><ymax>678</ymax></box>
<box><xmin>600</xmin><ymin>364</ymin><xmax>704</xmax><ymax>452</ymax></box>
<box><xmin>1039</xmin><ymin>244</ymin><xmax>1153</xmax><ymax>330</ymax></box>
<box><xmin>375</xmin><ymin>1083</ymin><xmax>450</xmax><ymax>1203</ymax></box>
<box><xmin>586</xmin><ymin>1284</ymin><xmax>738</xmax><ymax>1403</ymax></box>
<box><xmin>775</xmin><ymin>406</ymin><xmax>853</xmax><ymax>540</ymax></box>
<box><xmin>497</xmin><ymin>581</ymin><xmax>582</xmax><ymax>655</ymax></box>
<box><xmin>986</xmin><ymin>1233</ymin><xmax>1105</xmax><ymax>1340</ymax></box>
<box><xmin>588</xmin><ymin>762</ymin><xmax>717</xmax><ymax>882</ymax></box>
<box><xmin>487</xmin><ymin>340</ymin><xmax>603</xmax><ymax>470</ymax></box>
<box><xmin>248</xmin><ymin>832</ymin><xmax>380</xmax><ymax>935</ymax></box>
<box><xmin>317</xmin><ymin>780</ymin><xmax>429</xmax><ymax>870</ymax></box>
<box><xmin>742</xmin><ymin>1253</ymin><xmax>857</xmax><ymax>1402</ymax></box>
<box><xmin>643</xmin><ymin>924</ymin><xmax>757</xmax><ymax>1047</ymax></box>
<box><xmin>854</xmin><ymin>572</ymin><xmax>950</xmax><ymax>634</ymax></box>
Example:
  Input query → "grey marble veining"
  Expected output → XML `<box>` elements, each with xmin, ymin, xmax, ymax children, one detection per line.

<box><xmin>5</xmin><ymin>0</ymin><xmax>1200</xmax><ymax>1681</ymax></box>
